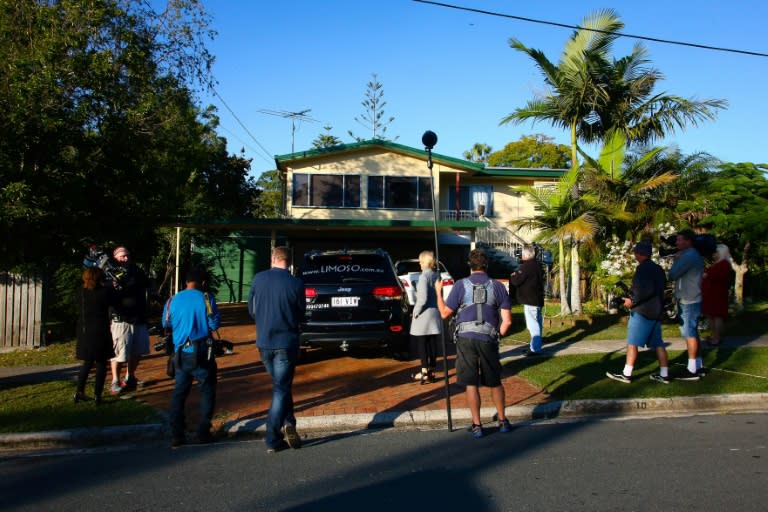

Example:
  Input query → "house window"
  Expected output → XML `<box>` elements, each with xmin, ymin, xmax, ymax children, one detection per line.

<box><xmin>367</xmin><ymin>176</ymin><xmax>432</xmax><ymax>209</ymax></box>
<box><xmin>447</xmin><ymin>185</ymin><xmax>494</xmax><ymax>216</ymax></box>
<box><xmin>292</xmin><ymin>174</ymin><xmax>360</xmax><ymax>208</ymax></box>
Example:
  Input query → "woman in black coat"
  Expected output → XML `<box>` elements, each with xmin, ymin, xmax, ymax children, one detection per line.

<box><xmin>74</xmin><ymin>267</ymin><xmax>115</xmax><ymax>403</ymax></box>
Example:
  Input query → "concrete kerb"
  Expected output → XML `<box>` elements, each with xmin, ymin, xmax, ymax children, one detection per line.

<box><xmin>223</xmin><ymin>392</ymin><xmax>768</xmax><ymax>436</ymax></box>
<box><xmin>2</xmin><ymin>394</ymin><xmax>767</xmax><ymax>450</ymax></box>
<box><xmin>0</xmin><ymin>424</ymin><xmax>168</xmax><ymax>451</ymax></box>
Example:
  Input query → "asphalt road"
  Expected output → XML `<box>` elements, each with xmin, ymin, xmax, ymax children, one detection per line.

<box><xmin>2</xmin><ymin>413</ymin><xmax>766</xmax><ymax>511</ymax></box>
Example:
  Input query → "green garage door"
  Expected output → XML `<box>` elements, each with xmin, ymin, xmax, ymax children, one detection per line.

<box><xmin>196</xmin><ymin>235</ymin><xmax>273</xmax><ymax>303</ymax></box>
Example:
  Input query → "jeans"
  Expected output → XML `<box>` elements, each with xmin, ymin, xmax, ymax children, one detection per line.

<box><xmin>259</xmin><ymin>346</ymin><xmax>299</xmax><ymax>448</ymax></box>
<box><xmin>170</xmin><ymin>351</ymin><xmax>217</xmax><ymax>438</ymax></box>
<box><xmin>523</xmin><ymin>305</ymin><xmax>543</xmax><ymax>352</ymax></box>
<box><xmin>678</xmin><ymin>301</ymin><xmax>701</xmax><ymax>339</ymax></box>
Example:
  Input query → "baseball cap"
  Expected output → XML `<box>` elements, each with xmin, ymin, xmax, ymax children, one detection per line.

<box><xmin>633</xmin><ymin>240</ymin><xmax>652</xmax><ymax>257</ymax></box>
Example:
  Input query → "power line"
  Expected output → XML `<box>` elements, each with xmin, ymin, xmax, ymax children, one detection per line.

<box><xmin>413</xmin><ymin>0</ymin><xmax>768</xmax><ymax>58</ymax></box>
<box><xmin>212</xmin><ymin>88</ymin><xmax>275</xmax><ymax>163</ymax></box>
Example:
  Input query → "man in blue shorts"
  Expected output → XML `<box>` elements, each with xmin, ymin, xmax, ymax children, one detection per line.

<box><xmin>607</xmin><ymin>241</ymin><xmax>671</xmax><ymax>384</ymax></box>
<box><xmin>436</xmin><ymin>248</ymin><xmax>513</xmax><ymax>438</ymax></box>
<box><xmin>668</xmin><ymin>229</ymin><xmax>705</xmax><ymax>380</ymax></box>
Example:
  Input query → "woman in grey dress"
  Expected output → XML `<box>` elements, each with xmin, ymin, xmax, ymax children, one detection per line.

<box><xmin>409</xmin><ymin>250</ymin><xmax>442</xmax><ymax>384</ymax></box>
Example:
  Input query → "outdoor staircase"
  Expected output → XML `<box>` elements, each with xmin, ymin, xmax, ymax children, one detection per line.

<box><xmin>476</xmin><ymin>218</ymin><xmax>528</xmax><ymax>276</ymax></box>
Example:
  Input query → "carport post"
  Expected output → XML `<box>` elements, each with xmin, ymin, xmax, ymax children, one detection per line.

<box><xmin>422</xmin><ymin>130</ymin><xmax>453</xmax><ymax>432</ymax></box>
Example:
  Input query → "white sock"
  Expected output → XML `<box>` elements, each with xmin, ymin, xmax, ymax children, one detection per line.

<box><xmin>623</xmin><ymin>365</ymin><xmax>633</xmax><ymax>377</ymax></box>
<box><xmin>687</xmin><ymin>359</ymin><xmax>697</xmax><ymax>373</ymax></box>
<box><xmin>659</xmin><ymin>367</ymin><xmax>669</xmax><ymax>378</ymax></box>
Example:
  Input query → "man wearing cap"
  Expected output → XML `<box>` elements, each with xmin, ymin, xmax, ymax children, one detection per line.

<box><xmin>109</xmin><ymin>246</ymin><xmax>151</xmax><ymax>395</ymax></box>
<box><xmin>606</xmin><ymin>240</ymin><xmax>671</xmax><ymax>384</ymax></box>
<box><xmin>162</xmin><ymin>267</ymin><xmax>221</xmax><ymax>447</ymax></box>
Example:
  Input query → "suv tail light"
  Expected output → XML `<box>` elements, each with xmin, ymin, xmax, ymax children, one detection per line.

<box><xmin>442</xmin><ymin>278</ymin><xmax>454</xmax><ymax>287</ymax></box>
<box><xmin>373</xmin><ymin>286</ymin><xmax>402</xmax><ymax>300</ymax></box>
<box><xmin>305</xmin><ymin>287</ymin><xmax>317</xmax><ymax>299</ymax></box>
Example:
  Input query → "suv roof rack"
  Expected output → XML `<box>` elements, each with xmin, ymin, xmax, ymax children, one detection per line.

<box><xmin>305</xmin><ymin>248</ymin><xmax>389</xmax><ymax>260</ymax></box>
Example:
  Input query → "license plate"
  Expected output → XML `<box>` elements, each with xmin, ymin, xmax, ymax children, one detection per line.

<box><xmin>331</xmin><ymin>296</ymin><xmax>359</xmax><ymax>307</ymax></box>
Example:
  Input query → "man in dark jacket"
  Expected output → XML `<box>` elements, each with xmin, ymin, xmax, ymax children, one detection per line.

<box><xmin>248</xmin><ymin>246</ymin><xmax>306</xmax><ymax>453</ymax></box>
<box><xmin>606</xmin><ymin>241</ymin><xmax>670</xmax><ymax>384</ymax></box>
<box><xmin>509</xmin><ymin>245</ymin><xmax>545</xmax><ymax>356</ymax></box>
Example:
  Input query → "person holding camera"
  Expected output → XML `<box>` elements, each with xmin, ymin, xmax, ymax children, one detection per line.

<box><xmin>162</xmin><ymin>267</ymin><xmax>221</xmax><ymax>447</ymax></box>
<box><xmin>109</xmin><ymin>246</ymin><xmax>151</xmax><ymax>395</ymax></box>
<box><xmin>606</xmin><ymin>241</ymin><xmax>671</xmax><ymax>384</ymax></box>
<box><xmin>435</xmin><ymin>248</ymin><xmax>513</xmax><ymax>439</ymax></box>
<box><xmin>248</xmin><ymin>246</ymin><xmax>306</xmax><ymax>453</ymax></box>
<box><xmin>668</xmin><ymin>229</ymin><xmax>705</xmax><ymax>380</ymax></box>
<box><xmin>509</xmin><ymin>245</ymin><xmax>545</xmax><ymax>356</ymax></box>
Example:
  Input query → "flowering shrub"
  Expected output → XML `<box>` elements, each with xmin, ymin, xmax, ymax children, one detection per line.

<box><xmin>594</xmin><ymin>223</ymin><xmax>678</xmax><ymax>308</ymax></box>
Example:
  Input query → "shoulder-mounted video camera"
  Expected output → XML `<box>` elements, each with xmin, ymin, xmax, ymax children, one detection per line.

<box><xmin>513</xmin><ymin>243</ymin><xmax>554</xmax><ymax>268</ymax></box>
<box><xmin>83</xmin><ymin>245</ymin><xmax>128</xmax><ymax>289</ymax></box>
<box><xmin>658</xmin><ymin>233</ymin><xmax>717</xmax><ymax>258</ymax></box>
<box><xmin>609</xmin><ymin>282</ymin><xmax>631</xmax><ymax>310</ymax></box>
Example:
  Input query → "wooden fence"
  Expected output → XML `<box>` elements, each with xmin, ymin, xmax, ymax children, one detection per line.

<box><xmin>0</xmin><ymin>273</ymin><xmax>43</xmax><ymax>350</ymax></box>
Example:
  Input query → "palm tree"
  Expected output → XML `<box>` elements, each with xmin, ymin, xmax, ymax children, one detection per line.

<box><xmin>508</xmin><ymin>167</ymin><xmax>598</xmax><ymax>315</ymax></box>
<box><xmin>463</xmin><ymin>143</ymin><xmax>493</xmax><ymax>164</ymax></box>
<box><xmin>580</xmin><ymin>131</ymin><xmax>679</xmax><ymax>241</ymax></box>
<box><xmin>501</xmin><ymin>8</ymin><xmax>726</xmax><ymax>312</ymax></box>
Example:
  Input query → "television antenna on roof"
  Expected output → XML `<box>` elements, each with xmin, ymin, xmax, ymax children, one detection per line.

<box><xmin>257</xmin><ymin>108</ymin><xmax>320</xmax><ymax>153</ymax></box>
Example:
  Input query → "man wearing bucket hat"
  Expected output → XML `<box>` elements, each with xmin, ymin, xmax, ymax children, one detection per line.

<box><xmin>606</xmin><ymin>240</ymin><xmax>671</xmax><ymax>384</ymax></box>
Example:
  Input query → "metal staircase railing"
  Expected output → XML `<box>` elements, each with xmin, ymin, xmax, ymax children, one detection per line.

<box><xmin>476</xmin><ymin>219</ymin><xmax>528</xmax><ymax>258</ymax></box>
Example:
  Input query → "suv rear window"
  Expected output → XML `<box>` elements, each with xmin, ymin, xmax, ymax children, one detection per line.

<box><xmin>300</xmin><ymin>252</ymin><xmax>395</xmax><ymax>284</ymax></box>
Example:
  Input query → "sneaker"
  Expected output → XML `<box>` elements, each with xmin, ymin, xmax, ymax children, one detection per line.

<box><xmin>606</xmin><ymin>371</ymin><xmax>632</xmax><ymax>384</ymax></box>
<box><xmin>266</xmin><ymin>440</ymin><xmax>289</xmax><ymax>453</ymax></box>
<box><xmin>522</xmin><ymin>349</ymin><xmax>542</xmax><ymax>357</ymax></box>
<box><xmin>283</xmin><ymin>424</ymin><xmax>302</xmax><ymax>449</ymax></box>
<box><xmin>468</xmin><ymin>423</ymin><xmax>484</xmax><ymax>439</ymax></box>
<box><xmin>498</xmin><ymin>418</ymin><xmax>513</xmax><ymax>433</ymax></box>
<box><xmin>650</xmin><ymin>374</ymin><xmax>671</xmax><ymax>384</ymax></box>
<box><xmin>109</xmin><ymin>381</ymin><xmax>122</xmax><ymax>395</ymax></box>
<box><xmin>122</xmin><ymin>376</ymin><xmax>139</xmax><ymax>391</ymax></box>
<box><xmin>675</xmin><ymin>369</ymin><xmax>701</xmax><ymax>381</ymax></box>
<box><xmin>697</xmin><ymin>367</ymin><xmax>708</xmax><ymax>378</ymax></box>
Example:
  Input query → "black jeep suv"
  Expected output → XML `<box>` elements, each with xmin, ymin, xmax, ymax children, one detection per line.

<box><xmin>298</xmin><ymin>248</ymin><xmax>410</xmax><ymax>358</ymax></box>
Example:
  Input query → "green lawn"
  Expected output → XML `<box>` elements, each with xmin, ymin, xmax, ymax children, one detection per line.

<box><xmin>0</xmin><ymin>380</ymin><xmax>162</xmax><ymax>434</ymax></box>
<box><xmin>507</xmin><ymin>347</ymin><xmax>768</xmax><ymax>401</ymax></box>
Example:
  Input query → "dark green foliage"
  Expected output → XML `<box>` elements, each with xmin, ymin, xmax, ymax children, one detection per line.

<box><xmin>487</xmin><ymin>134</ymin><xmax>570</xmax><ymax>168</ymax></box>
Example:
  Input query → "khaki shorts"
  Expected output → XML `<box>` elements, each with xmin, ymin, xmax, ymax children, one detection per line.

<box><xmin>111</xmin><ymin>322</ymin><xmax>150</xmax><ymax>362</ymax></box>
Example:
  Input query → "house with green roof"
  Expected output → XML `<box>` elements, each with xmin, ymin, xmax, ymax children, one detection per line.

<box><xmin>199</xmin><ymin>139</ymin><xmax>565</xmax><ymax>301</ymax></box>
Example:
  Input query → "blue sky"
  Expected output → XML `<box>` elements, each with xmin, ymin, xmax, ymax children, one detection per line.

<box><xmin>197</xmin><ymin>1</ymin><xmax>768</xmax><ymax>176</ymax></box>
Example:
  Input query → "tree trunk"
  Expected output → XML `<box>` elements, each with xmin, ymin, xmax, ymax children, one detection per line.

<box><xmin>558</xmin><ymin>238</ymin><xmax>571</xmax><ymax>315</ymax></box>
<box><xmin>570</xmin><ymin>242</ymin><xmax>582</xmax><ymax>314</ymax></box>
<box><xmin>730</xmin><ymin>241</ymin><xmax>750</xmax><ymax>312</ymax></box>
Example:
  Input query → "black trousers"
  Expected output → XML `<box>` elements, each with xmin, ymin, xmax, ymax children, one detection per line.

<box><xmin>76</xmin><ymin>358</ymin><xmax>108</xmax><ymax>397</ymax></box>
<box><xmin>412</xmin><ymin>334</ymin><xmax>438</xmax><ymax>369</ymax></box>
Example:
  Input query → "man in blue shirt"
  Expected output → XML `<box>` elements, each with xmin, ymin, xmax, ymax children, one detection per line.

<box><xmin>436</xmin><ymin>248</ymin><xmax>513</xmax><ymax>439</ymax></box>
<box><xmin>248</xmin><ymin>246</ymin><xmax>306</xmax><ymax>453</ymax></box>
<box><xmin>162</xmin><ymin>267</ymin><xmax>221</xmax><ymax>447</ymax></box>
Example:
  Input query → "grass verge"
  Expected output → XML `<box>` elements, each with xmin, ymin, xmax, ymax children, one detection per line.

<box><xmin>506</xmin><ymin>347</ymin><xmax>768</xmax><ymax>401</ymax></box>
<box><xmin>0</xmin><ymin>380</ymin><xmax>163</xmax><ymax>434</ymax></box>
